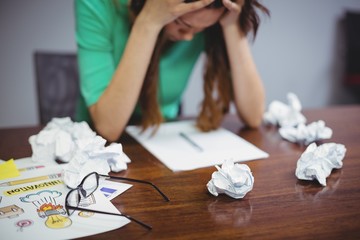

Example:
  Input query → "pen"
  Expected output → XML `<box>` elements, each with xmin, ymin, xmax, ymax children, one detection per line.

<box><xmin>18</xmin><ymin>165</ymin><xmax>45</xmax><ymax>172</ymax></box>
<box><xmin>179</xmin><ymin>132</ymin><xmax>203</xmax><ymax>152</ymax></box>
<box><xmin>0</xmin><ymin>173</ymin><xmax>62</xmax><ymax>187</ymax></box>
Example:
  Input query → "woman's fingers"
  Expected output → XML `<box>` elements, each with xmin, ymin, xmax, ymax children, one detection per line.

<box><xmin>219</xmin><ymin>0</ymin><xmax>244</xmax><ymax>27</ymax></box>
<box><xmin>175</xmin><ymin>0</ymin><xmax>216</xmax><ymax>16</ymax></box>
<box><xmin>140</xmin><ymin>0</ymin><xmax>215</xmax><ymax>27</ymax></box>
<box><xmin>222</xmin><ymin>0</ymin><xmax>242</xmax><ymax>12</ymax></box>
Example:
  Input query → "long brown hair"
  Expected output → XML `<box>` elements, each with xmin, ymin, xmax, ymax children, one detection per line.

<box><xmin>129</xmin><ymin>0</ymin><xmax>270</xmax><ymax>131</ymax></box>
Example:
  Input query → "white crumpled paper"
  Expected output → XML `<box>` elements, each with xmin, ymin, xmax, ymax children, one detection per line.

<box><xmin>279</xmin><ymin>120</ymin><xmax>333</xmax><ymax>145</ymax></box>
<box><xmin>263</xmin><ymin>92</ymin><xmax>306</xmax><ymax>127</ymax></box>
<box><xmin>29</xmin><ymin>117</ymin><xmax>130</xmax><ymax>188</ymax></box>
<box><xmin>207</xmin><ymin>160</ymin><xmax>254</xmax><ymax>199</ymax></box>
<box><xmin>295</xmin><ymin>143</ymin><xmax>346</xmax><ymax>186</ymax></box>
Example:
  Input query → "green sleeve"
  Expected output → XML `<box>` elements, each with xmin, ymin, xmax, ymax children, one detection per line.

<box><xmin>75</xmin><ymin>0</ymin><xmax>118</xmax><ymax>108</ymax></box>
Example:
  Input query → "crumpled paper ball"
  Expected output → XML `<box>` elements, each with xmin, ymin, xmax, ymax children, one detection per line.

<box><xmin>29</xmin><ymin>117</ymin><xmax>96</xmax><ymax>163</ymax></box>
<box><xmin>279</xmin><ymin>120</ymin><xmax>333</xmax><ymax>145</ymax></box>
<box><xmin>263</xmin><ymin>92</ymin><xmax>306</xmax><ymax>127</ymax></box>
<box><xmin>207</xmin><ymin>160</ymin><xmax>254</xmax><ymax>199</ymax></box>
<box><xmin>295</xmin><ymin>143</ymin><xmax>346</xmax><ymax>186</ymax></box>
<box><xmin>28</xmin><ymin>117</ymin><xmax>130</xmax><ymax>188</ymax></box>
<box><xmin>61</xmin><ymin>136</ymin><xmax>131</xmax><ymax>189</ymax></box>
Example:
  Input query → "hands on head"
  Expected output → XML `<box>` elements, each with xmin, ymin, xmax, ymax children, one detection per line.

<box><xmin>139</xmin><ymin>0</ymin><xmax>218</xmax><ymax>28</ymax></box>
<box><xmin>136</xmin><ymin>0</ymin><xmax>245</xmax><ymax>42</ymax></box>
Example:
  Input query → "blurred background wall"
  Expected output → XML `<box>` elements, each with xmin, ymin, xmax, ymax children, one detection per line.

<box><xmin>1</xmin><ymin>0</ymin><xmax>360</xmax><ymax>128</ymax></box>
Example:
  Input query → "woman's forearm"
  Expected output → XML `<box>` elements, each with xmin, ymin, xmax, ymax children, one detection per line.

<box><xmin>222</xmin><ymin>24</ymin><xmax>265</xmax><ymax>128</ymax></box>
<box><xmin>90</xmin><ymin>16</ymin><xmax>162</xmax><ymax>141</ymax></box>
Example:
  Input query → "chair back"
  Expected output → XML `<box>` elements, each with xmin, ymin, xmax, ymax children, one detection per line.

<box><xmin>345</xmin><ymin>11</ymin><xmax>360</xmax><ymax>85</ymax></box>
<box><xmin>34</xmin><ymin>52</ymin><xmax>79</xmax><ymax>125</ymax></box>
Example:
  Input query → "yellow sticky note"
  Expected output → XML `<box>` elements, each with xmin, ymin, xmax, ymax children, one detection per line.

<box><xmin>0</xmin><ymin>159</ymin><xmax>20</xmax><ymax>180</ymax></box>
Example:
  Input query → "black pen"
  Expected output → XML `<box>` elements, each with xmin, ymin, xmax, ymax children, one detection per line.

<box><xmin>179</xmin><ymin>132</ymin><xmax>203</xmax><ymax>152</ymax></box>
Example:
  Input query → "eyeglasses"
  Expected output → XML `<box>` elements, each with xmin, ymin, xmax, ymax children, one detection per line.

<box><xmin>64</xmin><ymin>172</ymin><xmax>170</xmax><ymax>230</ymax></box>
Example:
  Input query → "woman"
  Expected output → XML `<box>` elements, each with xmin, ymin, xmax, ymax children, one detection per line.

<box><xmin>75</xmin><ymin>0</ymin><xmax>269</xmax><ymax>141</ymax></box>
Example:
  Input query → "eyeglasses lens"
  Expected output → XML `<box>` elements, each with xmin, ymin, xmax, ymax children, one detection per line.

<box><xmin>81</xmin><ymin>173</ymin><xmax>98</xmax><ymax>198</ymax></box>
<box><xmin>67</xmin><ymin>189</ymin><xmax>80</xmax><ymax>216</ymax></box>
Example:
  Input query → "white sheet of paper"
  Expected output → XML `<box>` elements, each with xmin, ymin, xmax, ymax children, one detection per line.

<box><xmin>126</xmin><ymin>120</ymin><xmax>269</xmax><ymax>171</ymax></box>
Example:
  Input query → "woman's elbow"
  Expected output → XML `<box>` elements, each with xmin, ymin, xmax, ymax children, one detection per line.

<box><xmin>239</xmin><ymin>110</ymin><xmax>264</xmax><ymax>129</ymax></box>
<box><xmin>95</xmin><ymin>124</ymin><xmax>123</xmax><ymax>142</ymax></box>
<box><xmin>246</xmin><ymin>117</ymin><xmax>262</xmax><ymax>129</ymax></box>
<box><xmin>89</xmin><ymin>105</ymin><xmax>124</xmax><ymax>142</ymax></box>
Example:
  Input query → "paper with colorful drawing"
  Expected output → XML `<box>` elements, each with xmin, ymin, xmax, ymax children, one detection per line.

<box><xmin>0</xmin><ymin>158</ymin><xmax>132</xmax><ymax>240</ymax></box>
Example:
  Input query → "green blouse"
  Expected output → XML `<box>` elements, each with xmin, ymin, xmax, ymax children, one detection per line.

<box><xmin>75</xmin><ymin>0</ymin><xmax>205</xmax><ymax>123</ymax></box>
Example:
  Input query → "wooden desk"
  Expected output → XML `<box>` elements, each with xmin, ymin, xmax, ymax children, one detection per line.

<box><xmin>1</xmin><ymin>105</ymin><xmax>359</xmax><ymax>239</ymax></box>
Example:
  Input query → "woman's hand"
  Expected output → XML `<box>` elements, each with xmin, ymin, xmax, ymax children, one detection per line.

<box><xmin>219</xmin><ymin>0</ymin><xmax>244</xmax><ymax>28</ymax></box>
<box><xmin>139</xmin><ymin>0</ymin><xmax>216</xmax><ymax>29</ymax></box>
